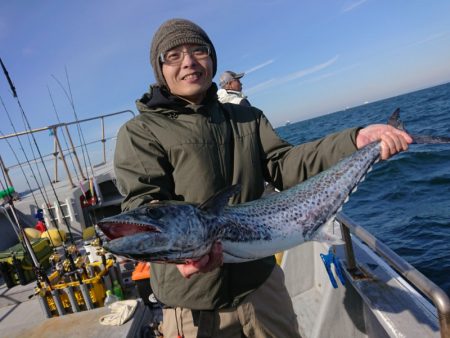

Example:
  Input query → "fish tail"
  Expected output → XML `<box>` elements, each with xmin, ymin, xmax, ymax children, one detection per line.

<box><xmin>388</xmin><ymin>108</ymin><xmax>450</xmax><ymax>144</ymax></box>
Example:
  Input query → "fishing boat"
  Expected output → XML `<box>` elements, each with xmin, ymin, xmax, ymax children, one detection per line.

<box><xmin>0</xmin><ymin>110</ymin><xmax>449</xmax><ymax>338</ymax></box>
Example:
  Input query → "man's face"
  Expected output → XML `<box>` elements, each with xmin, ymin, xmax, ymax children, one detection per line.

<box><xmin>227</xmin><ymin>78</ymin><xmax>242</xmax><ymax>92</ymax></box>
<box><xmin>161</xmin><ymin>44</ymin><xmax>213</xmax><ymax>104</ymax></box>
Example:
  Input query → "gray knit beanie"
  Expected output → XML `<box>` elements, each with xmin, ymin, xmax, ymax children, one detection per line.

<box><xmin>150</xmin><ymin>18</ymin><xmax>217</xmax><ymax>87</ymax></box>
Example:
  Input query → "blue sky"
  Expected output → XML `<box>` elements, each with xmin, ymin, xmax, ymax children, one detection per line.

<box><xmin>1</xmin><ymin>0</ymin><xmax>450</xmax><ymax>130</ymax></box>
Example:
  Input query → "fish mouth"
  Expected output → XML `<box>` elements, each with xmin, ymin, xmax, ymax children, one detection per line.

<box><xmin>97</xmin><ymin>221</ymin><xmax>160</xmax><ymax>240</ymax></box>
<box><xmin>102</xmin><ymin>231</ymin><xmax>210</xmax><ymax>264</ymax></box>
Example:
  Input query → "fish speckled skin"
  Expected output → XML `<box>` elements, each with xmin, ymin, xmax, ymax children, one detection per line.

<box><xmin>212</xmin><ymin>142</ymin><xmax>380</xmax><ymax>262</ymax></box>
<box><xmin>98</xmin><ymin>110</ymin><xmax>450</xmax><ymax>263</ymax></box>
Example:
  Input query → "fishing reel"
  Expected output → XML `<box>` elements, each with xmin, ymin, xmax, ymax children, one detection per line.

<box><xmin>49</xmin><ymin>252</ymin><xmax>62</xmax><ymax>269</ymax></box>
<box><xmin>62</xmin><ymin>259</ymin><xmax>72</xmax><ymax>273</ymax></box>
<box><xmin>49</xmin><ymin>252</ymin><xmax>61</xmax><ymax>262</ymax></box>
<box><xmin>91</xmin><ymin>237</ymin><xmax>100</xmax><ymax>246</ymax></box>
<box><xmin>74</xmin><ymin>256</ymin><xmax>85</xmax><ymax>269</ymax></box>
<box><xmin>97</xmin><ymin>246</ymin><xmax>106</xmax><ymax>256</ymax></box>
<box><xmin>67</xmin><ymin>244</ymin><xmax>79</xmax><ymax>256</ymax></box>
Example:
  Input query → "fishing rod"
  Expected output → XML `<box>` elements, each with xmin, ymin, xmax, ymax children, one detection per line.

<box><xmin>1</xmin><ymin>96</ymin><xmax>49</xmax><ymax>209</ymax></box>
<box><xmin>1</xmin><ymin>59</ymin><xmax>104</xmax><ymax>312</ymax></box>
<box><xmin>52</xmin><ymin>68</ymin><xmax>118</xmax><ymax>286</ymax></box>
<box><xmin>52</xmin><ymin>68</ymin><xmax>102</xmax><ymax>206</ymax></box>
<box><xmin>0</xmin><ymin>97</ymin><xmax>61</xmax><ymax>251</ymax></box>
<box><xmin>1</xmin><ymin>94</ymin><xmax>63</xmax><ymax>250</ymax></box>
<box><xmin>0</xmin><ymin>169</ymin><xmax>52</xmax><ymax>289</ymax></box>
<box><xmin>53</xmin><ymin>70</ymin><xmax>117</xmax><ymax>302</ymax></box>
<box><xmin>2</xmin><ymin>93</ymin><xmax>58</xmax><ymax>223</ymax></box>
<box><xmin>63</xmin><ymin>66</ymin><xmax>96</xmax><ymax>179</ymax></box>
<box><xmin>0</xmin><ymin>128</ymin><xmax>60</xmax><ymax>254</ymax></box>
<box><xmin>52</xmin><ymin>73</ymin><xmax>92</xmax><ymax>176</ymax></box>
<box><xmin>0</xmin><ymin>58</ymin><xmax>90</xmax><ymax>292</ymax></box>
<box><xmin>47</xmin><ymin>85</ymin><xmax>85</xmax><ymax>190</ymax></box>
<box><xmin>0</xmin><ymin>57</ymin><xmax>76</xmax><ymax>244</ymax></box>
<box><xmin>48</xmin><ymin>84</ymin><xmax>99</xmax><ymax>217</ymax></box>
<box><xmin>0</xmin><ymin>138</ymin><xmax>90</xmax><ymax>313</ymax></box>
<box><xmin>0</xmin><ymin>178</ymin><xmax>58</xmax><ymax>317</ymax></box>
<box><xmin>0</xmin><ymin>160</ymin><xmax>62</xmax><ymax>258</ymax></box>
<box><xmin>0</xmin><ymin>127</ymin><xmax>39</xmax><ymax>206</ymax></box>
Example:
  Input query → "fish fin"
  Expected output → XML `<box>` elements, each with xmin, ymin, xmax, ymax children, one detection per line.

<box><xmin>198</xmin><ymin>184</ymin><xmax>241</xmax><ymax>214</ymax></box>
<box><xmin>388</xmin><ymin>108</ymin><xmax>450</xmax><ymax>144</ymax></box>
<box><xmin>387</xmin><ymin>108</ymin><xmax>407</xmax><ymax>131</ymax></box>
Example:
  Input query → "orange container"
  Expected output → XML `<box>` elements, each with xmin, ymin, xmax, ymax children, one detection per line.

<box><xmin>131</xmin><ymin>262</ymin><xmax>150</xmax><ymax>280</ymax></box>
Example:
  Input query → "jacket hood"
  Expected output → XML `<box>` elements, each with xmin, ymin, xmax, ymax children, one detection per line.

<box><xmin>136</xmin><ymin>83</ymin><xmax>219</xmax><ymax>115</ymax></box>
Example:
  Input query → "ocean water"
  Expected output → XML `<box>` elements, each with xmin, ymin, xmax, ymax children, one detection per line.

<box><xmin>276</xmin><ymin>82</ymin><xmax>450</xmax><ymax>297</ymax></box>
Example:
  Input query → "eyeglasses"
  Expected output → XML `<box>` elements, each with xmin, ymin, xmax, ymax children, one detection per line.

<box><xmin>160</xmin><ymin>45</ymin><xmax>211</xmax><ymax>65</ymax></box>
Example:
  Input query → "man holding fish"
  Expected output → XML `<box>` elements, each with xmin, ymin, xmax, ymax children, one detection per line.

<box><xmin>112</xmin><ymin>18</ymin><xmax>411</xmax><ymax>338</ymax></box>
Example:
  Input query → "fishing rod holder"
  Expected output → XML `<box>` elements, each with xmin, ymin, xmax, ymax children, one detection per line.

<box><xmin>37</xmin><ymin>256</ymin><xmax>117</xmax><ymax>317</ymax></box>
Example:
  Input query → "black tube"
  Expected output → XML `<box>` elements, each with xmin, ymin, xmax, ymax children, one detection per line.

<box><xmin>0</xmin><ymin>261</ymin><xmax>14</xmax><ymax>288</ymax></box>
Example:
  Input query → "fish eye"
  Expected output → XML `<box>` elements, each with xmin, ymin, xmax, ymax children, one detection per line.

<box><xmin>146</xmin><ymin>208</ymin><xmax>164</xmax><ymax>219</ymax></box>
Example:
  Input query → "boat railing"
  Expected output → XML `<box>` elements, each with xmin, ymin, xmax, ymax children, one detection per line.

<box><xmin>0</xmin><ymin>110</ymin><xmax>134</xmax><ymax>191</ymax></box>
<box><xmin>337</xmin><ymin>212</ymin><xmax>450</xmax><ymax>338</ymax></box>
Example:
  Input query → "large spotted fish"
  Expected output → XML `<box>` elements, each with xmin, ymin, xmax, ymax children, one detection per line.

<box><xmin>98</xmin><ymin>109</ymin><xmax>450</xmax><ymax>263</ymax></box>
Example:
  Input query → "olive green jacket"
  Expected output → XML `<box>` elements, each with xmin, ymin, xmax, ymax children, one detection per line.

<box><xmin>114</xmin><ymin>85</ymin><xmax>359</xmax><ymax>310</ymax></box>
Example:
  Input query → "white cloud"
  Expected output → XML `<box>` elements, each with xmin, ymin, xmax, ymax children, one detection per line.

<box><xmin>406</xmin><ymin>32</ymin><xmax>449</xmax><ymax>48</ymax></box>
<box><xmin>281</xmin><ymin>55</ymin><xmax>339</xmax><ymax>82</ymax></box>
<box><xmin>247</xmin><ymin>55</ymin><xmax>339</xmax><ymax>94</ymax></box>
<box><xmin>245</xmin><ymin>59</ymin><xmax>274</xmax><ymax>74</ymax></box>
<box><xmin>245</xmin><ymin>78</ymin><xmax>278</xmax><ymax>94</ymax></box>
<box><xmin>306</xmin><ymin>62</ymin><xmax>361</xmax><ymax>84</ymax></box>
<box><xmin>342</xmin><ymin>0</ymin><xmax>369</xmax><ymax>13</ymax></box>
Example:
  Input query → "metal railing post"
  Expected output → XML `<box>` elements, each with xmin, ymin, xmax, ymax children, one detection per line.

<box><xmin>340</xmin><ymin>222</ymin><xmax>357</xmax><ymax>272</ymax></box>
<box><xmin>101</xmin><ymin>116</ymin><xmax>106</xmax><ymax>164</ymax></box>
<box><xmin>53</xmin><ymin>131</ymin><xmax>59</xmax><ymax>182</ymax></box>
<box><xmin>0</xmin><ymin>155</ymin><xmax>14</xmax><ymax>187</ymax></box>
<box><xmin>53</xmin><ymin>127</ymin><xmax>75</xmax><ymax>188</ymax></box>
<box><xmin>63</xmin><ymin>124</ymin><xmax>86</xmax><ymax>181</ymax></box>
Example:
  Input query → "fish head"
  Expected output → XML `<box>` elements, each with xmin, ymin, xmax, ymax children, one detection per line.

<box><xmin>97</xmin><ymin>202</ymin><xmax>217</xmax><ymax>263</ymax></box>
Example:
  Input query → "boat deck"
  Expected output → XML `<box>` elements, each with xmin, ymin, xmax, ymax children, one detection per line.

<box><xmin>0</xmin><ymin>261</ymin><xmax>161</xmax><ymax>338</ymax></box>
<box><xmin>0</xmin><ymin>280</ymin><xmax>152</xmax><ymax>338</ymax></box>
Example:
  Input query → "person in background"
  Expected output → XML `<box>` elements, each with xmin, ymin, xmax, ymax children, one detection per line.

<box><xmin>113</xmin><ymin>18</ymin><xmax>412</xmax><ymax>338</ymax></box>
<box><xmin>217</xmin><ymin>70</ymin><xmax>251</xmax><ymax>106</ymax></box>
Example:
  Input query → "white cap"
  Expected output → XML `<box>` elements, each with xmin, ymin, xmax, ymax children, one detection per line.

<box><xmin>219</xmin><ymin>71</ymin><xmax>244</xmax><ymax>88</ymax></box>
